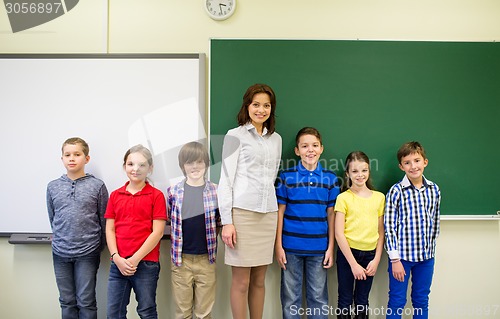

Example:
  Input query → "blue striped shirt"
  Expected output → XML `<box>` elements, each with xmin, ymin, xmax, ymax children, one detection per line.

<box><xmin>276</xmin><ymin>162</ymin><xmax>340</xmax><ymax>255</ymax></box>
<box><xmin>384</xmin><ymin>175</ymin><xmax>441</xmax><ymax>262</ymax></box>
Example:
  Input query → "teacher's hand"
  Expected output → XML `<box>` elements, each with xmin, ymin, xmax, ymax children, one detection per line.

<box><xmin>222</xmin><ymin>224</ymin><xmax>237</xmax><ymax>249</ymax></box>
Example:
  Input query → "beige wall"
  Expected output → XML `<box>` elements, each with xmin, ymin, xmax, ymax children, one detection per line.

<box><xmin>1</xmin><ymin>221</ymin><xmax>500</xmax><ymax>319</ymax></box>
<box><xmin>1</xmin><ymin>1</ymin><xmax>500</xmax><ymax>318</ymax></box>
<box><xmin>2</xmin><ymin>0</ymin><xmax>500</xmax><ymax>54</ymax></box>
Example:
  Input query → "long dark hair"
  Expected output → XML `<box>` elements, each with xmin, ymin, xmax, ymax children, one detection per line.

<box><xmin>236</xmin><ymin>83</ymin><xmax>277</xmax><ymax>134</ymax></box>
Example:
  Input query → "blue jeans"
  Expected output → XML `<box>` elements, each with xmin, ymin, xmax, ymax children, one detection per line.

<box><xmin>52</xmin><ymin>250</ymin><xmax>101</xmax><ymax>319</ymax></box>
<box><xmin>281</xmin><ymin>253</ymin><xmax>328</xmax><ymax>319</ymax></box>
<box><xmin>336</xmin><ymin>248</ymin><xmax>375</xmax><ymax>314</ymax></box>
<box><xmin>107</xmin><ymin>261</ymin><xmax>160</xmax><ymax>319</ymax></box>
<box><xmin>387</xmin><ymin>258</ymin><xmax>435</xmax><ymax>319</ymax></box>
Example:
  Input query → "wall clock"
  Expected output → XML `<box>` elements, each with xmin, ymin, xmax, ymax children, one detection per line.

<box><xmin>205</xmin><ymin>0</ymin><xmax>236</xmax><ymax>21</ymax></box>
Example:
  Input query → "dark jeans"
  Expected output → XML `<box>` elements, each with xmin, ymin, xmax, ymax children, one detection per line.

<box><xmin>52</xmin><ymin>250</ymin><xmax>101</xmax><ymax>319</ymax></box>
<box><xmin>107</xmin><ymin>261</ymin><xmax>160</xmax><ymax>319</ymax></box>
<box><xmin>336</xmin><ymin>248</ymin><xmax>376</xmax><ymax>313</ymax></box>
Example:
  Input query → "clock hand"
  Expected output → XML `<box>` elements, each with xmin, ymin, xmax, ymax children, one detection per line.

<box><xmin>218</xmin><ymin>3</ymin><xmax>226</xmax><ymax>14</ymax></box>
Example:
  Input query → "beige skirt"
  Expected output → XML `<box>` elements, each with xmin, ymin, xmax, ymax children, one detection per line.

<box><xmin>224</xmin><ymin>208</ymin><xmax>277</xmax><ymax>267</ymax></box>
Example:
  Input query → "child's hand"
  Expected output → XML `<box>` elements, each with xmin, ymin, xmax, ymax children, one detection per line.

<box><xmin>115</xmin><ymin>256</ymin><xmax>137</xmax><ymax>276</ymax></box>
<box><xmin>323</xmin><ymin>249</ymin><xmax>334</xmax><ymax>269</ymax></box>
<box><xmin>222</xmin><ymin>224</ymin><xmax>237</xmax><ymax>249</ymax></box>
<box><xmin>351</xmin><ymin>263</ymin><xmax>367</xmax><ymax>280</ymax></box>
<box><xmin>391</xmin><ymin>261</ymin><xmax>406</xmax><ymax>282</ymax></box>
<box><xmin>365</xmin><ymin>259</ymin><xmax>380</xmax><ymax>277</ymax></box>
<box><xmin>275</xmin><ymin>247</ymin><xmax>287</xmax><ymax>270</ymax></box>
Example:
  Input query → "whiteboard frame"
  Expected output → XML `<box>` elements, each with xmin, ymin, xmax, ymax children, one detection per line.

<box><xmin>0</xmin><ymin>53</ymin><xmax>206</xmax><ymax>236</ymax></box>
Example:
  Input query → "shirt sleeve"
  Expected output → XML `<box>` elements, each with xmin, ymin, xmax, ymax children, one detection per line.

<box><xmin>377</xmin><ymin>192</ymin><xmax>385</xmax><ymax>217</ymax></box>
<box><xmin>275</xmin><ymin>171</ymin><xmax>287</xmax><ymax>205</ymax></box>
<box><xmin>431</xmin><ymin>185</ymin><xmax>441</xmax><ymax>240</ymax></box>
<box><xmin>104</xmin><ymin>191</ymin><xmax>116</xmax><ymax>219</ymax></box>
<box><xmin>328</xmin><ymin>176</ymin><xmax>341</xmax><ymax>208</ymax></box>
<box><xmin>152</xmin><ymin>190</ymin><xmax>168</xmax><ymax>221</ymax></box>
<box><xmin>384</xmin><ymin>185</ymin><xmax>401</xmax><ymax>260</ymax></box>
<box><xmin>334</xmin><ymin>192</ymin><xmax>347</xmax><ymax>213</ymax></box>
<box><xmin>217</xmin><ymin>133</ymin><xmax>241</xmax><ymax>225</ymax></box>
<box><xmin>98</xmin><ymin>183</ymin><xmax>109</xmax><ymax>247</ymax></box>
<box><xmin>46</xmin><ymin>185</ymin><xmax>55</xmax><ymax>227</ymax></box>
<box><xmin>166</xmin><ymin>187</ymin><xmax>173</xmax><ymax>220</ymax></box>
<box><xmin>209</xmin><ymin>182</ymin><xmax>222</xmax><ymax>227</ymax></box>
<box><xmin>215</xmin><ymin>208</ymin><xmax>222</xmax><ymax>227</ymax></box>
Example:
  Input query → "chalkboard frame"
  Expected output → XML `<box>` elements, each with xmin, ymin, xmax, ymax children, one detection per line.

<box><xmin>209</xmin><ymin>39</ymin><xmax>500</xmax><ymax>218</ymax></box>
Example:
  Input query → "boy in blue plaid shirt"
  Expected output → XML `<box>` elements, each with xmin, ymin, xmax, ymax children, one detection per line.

<box><xmin>384</xmin><ymin>141</ymin><xmax>441</xmax><ymax>319</ymax></box>
<box><xmin>167</xmin><ymin>141</ymin><xmax>221</xmax><ymax>319</ymax></box>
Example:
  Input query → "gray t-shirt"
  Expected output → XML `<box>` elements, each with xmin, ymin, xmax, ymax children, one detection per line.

<box><xmin>46</xmin><ymin>174</ymin><xmax>108</xmax><ymax>257</ymax></box>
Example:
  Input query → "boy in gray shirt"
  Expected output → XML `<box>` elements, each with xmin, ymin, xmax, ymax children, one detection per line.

<box><xmin>46</xmin><ymin>137</ymin><xmax>108</xmax><ymax>319</ymax></box>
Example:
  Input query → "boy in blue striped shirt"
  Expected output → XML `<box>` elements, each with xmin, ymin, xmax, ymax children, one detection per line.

<box><xmin>275</xmin><ymin>127</ymin><xmax>340</xmax><ymax>319</ymax></box>
<box><xmin>384</xmin><ymin>141</ymin><xmax>441</xmax><ymax>319</ymax></box>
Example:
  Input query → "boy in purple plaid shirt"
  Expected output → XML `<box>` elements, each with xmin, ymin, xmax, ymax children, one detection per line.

<box><xmin>167</xmin><ymin>141</ymin><xmax>221</xmax><ymax>319</ymax></box>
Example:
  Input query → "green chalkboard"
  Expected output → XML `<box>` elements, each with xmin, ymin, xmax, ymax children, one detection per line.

<box><xmin>209</xmin><ymin>39</ymin><xmax>500</xmax><ymax>216</ymax></box>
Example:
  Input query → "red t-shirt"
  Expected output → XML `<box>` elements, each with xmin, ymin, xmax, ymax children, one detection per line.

<box><xmin>105</xmin><ymin>182</ymin><xmax>167</xmax><ymax>262</ymax></box>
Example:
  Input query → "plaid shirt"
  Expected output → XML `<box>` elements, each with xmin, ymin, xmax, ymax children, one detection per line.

<box><xmin>167</xmin><ymin>179</ymin><xmax>221</xmax><ymax>266</ymax></box>
<box><xmin>384</xmin><ymin>175</ymin><xmax>441</xmax><ymax>262</ymax></box>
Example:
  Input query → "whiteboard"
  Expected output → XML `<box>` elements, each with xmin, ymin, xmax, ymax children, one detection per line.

<box><xmin>0</xmin><ymin>54</ymin><xmax>205</xmax><ymax>234</ymax></box>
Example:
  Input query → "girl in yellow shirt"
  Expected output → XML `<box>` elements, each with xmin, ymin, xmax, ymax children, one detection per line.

<box><xmin>334</xmin><ymin>151</ymin><xmax>385</xmax><ymax>319</ymax></box>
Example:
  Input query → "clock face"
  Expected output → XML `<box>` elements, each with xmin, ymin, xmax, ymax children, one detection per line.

<box><xmin>205</xmin><ymin>0</ymin><xmax>236</xmax><ymax>21</ymax></box>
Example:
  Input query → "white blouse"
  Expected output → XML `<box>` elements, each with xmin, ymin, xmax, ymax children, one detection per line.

<box><xmin>218</xmin><ymin>123</ymin><xmax>282</xmax><ymax>225</ymax></box>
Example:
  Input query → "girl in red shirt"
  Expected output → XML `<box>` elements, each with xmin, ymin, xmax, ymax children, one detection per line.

<box><xmin>105</xmin><ymin>144</ymin><xmax>167</xmax><ymax>319</ymax></box>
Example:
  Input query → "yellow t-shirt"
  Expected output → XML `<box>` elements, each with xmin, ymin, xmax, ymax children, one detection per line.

<box><xmin>334</xmin><ymin>189</ymin><xmax>385</xmax><ymax>251</ymax></box>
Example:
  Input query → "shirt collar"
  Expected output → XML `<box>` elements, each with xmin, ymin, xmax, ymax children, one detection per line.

<box><xmin>179</xmin><ymin>178</ymin><xmax>207</xmax><ymax>190</ymax></box>
<box><xmin>297</xmin><ymin>161</ymin><xmax>323</xmax><ymax>176</ymax></box>
<box><xmin>244</xmin><ymin>122</ymin><xmax>268</xmax><ymax>136</ymax></box>
<box><xmin>399</xmin><ymin>175</ymin><xmax>434</xmax><ymax>189</ymax></box>
<box><xmin>61</xmin><ymin>173</ymin><xmax>92</xmax><ymax>182</ymax></box>
<box><xmin>119</xmin><ymin>181</ymin><xmax>153</xmax><ymax>195</ymax></box>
